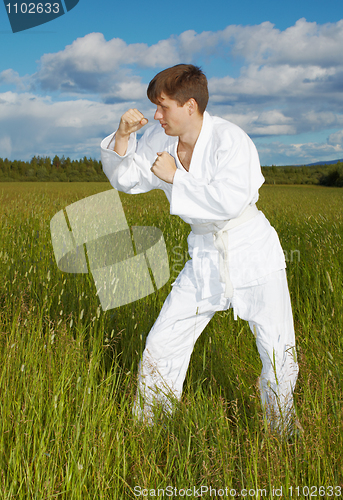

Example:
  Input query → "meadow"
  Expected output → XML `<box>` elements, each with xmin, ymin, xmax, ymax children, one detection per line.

<box><xmin>0</xmin><ymin>182</ymin><xmax>342</xmax><ymax>499</ymax></box>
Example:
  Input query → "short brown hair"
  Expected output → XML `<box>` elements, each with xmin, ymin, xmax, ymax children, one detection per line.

<box><xmin>147</xmin><ymin>64</ymin><xmax>209</xmax><ymax>115</ymax></box>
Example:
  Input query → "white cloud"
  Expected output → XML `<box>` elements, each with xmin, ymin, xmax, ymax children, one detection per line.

<box><xmin>0</xmin><ymin>69</ymin><xmax>29</xmax><ymax>91</ymax></box>
<box><xmin>34</xmin><ymin>32</ymin><xmax>180</xmax><ymax>95</ymax></box>
<box><xmin>221</xmin><ymin>18</ymin><xmax>343</xmax><ymax>67</ymax></box>
<box><xmin>327</xmin><ymin>129</ymin><xmax>343</xmax><ymax>145</ymax></box>
<box><xmin>208</xmin><ymin>63</ymin><xmax>343</xmax><ymax>111</ymax></box>
<box><xmin>0</xmin><ymin>135</ymin><xmax>12</xmax><ymax>158</ymax></box>
<box><xmin>257</xmin><ymin>139</ymin><xmax>343</xmax><ymax>165</ymax></box>
<box><xmin>214</xmin><ymin>109</ymin><xmax>296</xmax><ymax>136</ymax></box>
<box><xmin>25</xmin><ymin>20</ymin><xmax>343</xmax><ymax>122</ymax></box>
<box><xmin>0</xmin><ymin>91</ymin><xmax>155</xmax><ymax>160</ymax></box>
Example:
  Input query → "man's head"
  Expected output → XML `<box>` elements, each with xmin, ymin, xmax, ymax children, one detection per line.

<box><xmin>147</xmin><ymin>64</ymin><xmax>209</xmax><ymax>115</ymax></box>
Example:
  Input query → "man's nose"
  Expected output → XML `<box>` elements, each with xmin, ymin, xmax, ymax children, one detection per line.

<box><xmin>154</xmin><ymin>109</ymin><xmax>163</xmax><ymax>120</ymax></box>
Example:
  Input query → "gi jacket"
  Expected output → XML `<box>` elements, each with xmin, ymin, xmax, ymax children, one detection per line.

<box><xmin>100</xmin><ymin>111</ymin><xmax>286</xmax><ymax>300</ymax></box>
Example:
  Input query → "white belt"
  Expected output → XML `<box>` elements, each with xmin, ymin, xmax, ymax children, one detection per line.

<box><xmin>190</xmin><ymin>204</ymin><xmax>259</xmax><ymax>300</ymax></box>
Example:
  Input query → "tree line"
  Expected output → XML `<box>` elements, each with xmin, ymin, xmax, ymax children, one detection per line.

<box><xmin>0</xmin><ymin>155</ymin><xmax>107</xmax><ymax>182</ymax></box>
<box><xmin>0</xmin><ymin>155</ymin><xmax>342</xmax><ymax>186</ymax></box>
<box><xmin>261</xmin><ymin>163</ymin><xmax>343</xmax><ymax>187</ymax></box>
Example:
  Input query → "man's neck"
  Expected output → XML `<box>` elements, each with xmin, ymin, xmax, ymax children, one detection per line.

<box><xmin>178</xmin><ymin>113</ymin><xmax>204</xmax><ymax>152</ymax></box>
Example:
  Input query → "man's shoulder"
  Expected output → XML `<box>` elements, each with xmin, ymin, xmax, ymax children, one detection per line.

<box><xmin>209</xmin><ymin>113</ymin><xmax>247</xmax><ymax>136</ymax></box>
<box><xmin>206</xmin><ymin>112</ymin><xmax>250</xmax><ymax>147</ymax></box>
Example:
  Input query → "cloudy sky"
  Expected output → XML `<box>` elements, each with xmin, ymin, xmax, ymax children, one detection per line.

<box><xmin>1</xmin><ymin>0</ymin><xmax>343</xmax><ymax>165</ymax></box>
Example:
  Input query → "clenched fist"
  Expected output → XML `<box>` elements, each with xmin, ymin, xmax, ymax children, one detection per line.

<box><xmin>117</xmin><ymin>109</ymin><xmax>148</xmax><ymax>138</ymax></box>
<box><xmin>112</xmin><ymin>108</ymin><xmax>148</xmax><ymax>156</ymax></box>
<box><xmin>151</xmin><ymin>152</ymin><xmax>177</xmax><ymax>184</ymax></box>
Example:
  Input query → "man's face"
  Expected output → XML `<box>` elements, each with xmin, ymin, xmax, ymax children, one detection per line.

<box><xmin>153</xmin><ymin>93</ymin><xmax>190</xmax><ymax>136</ymax></box>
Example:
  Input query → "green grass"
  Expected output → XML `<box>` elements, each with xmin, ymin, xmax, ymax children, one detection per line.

<box><xmin>0</xmin><ymin>183</ymin><xmax>342</xmax><ymax>499</ymax></box>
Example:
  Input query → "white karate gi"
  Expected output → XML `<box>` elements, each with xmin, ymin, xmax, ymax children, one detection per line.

<box><xmin>101</xmin><ymin>111</ymin><xmax>299</xmax><ymax>432</ymax></box>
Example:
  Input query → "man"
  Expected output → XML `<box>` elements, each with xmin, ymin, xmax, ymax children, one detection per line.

<box><xmin>101</xmin><ymin>64</ymin><xmax>299</xmax><ymax>434</ymax></box>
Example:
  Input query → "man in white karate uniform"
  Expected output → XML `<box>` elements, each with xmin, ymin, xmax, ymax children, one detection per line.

<box><xmin>101</xmin><ymin>64</ymin><xmax>299</xmax><ymax>434</ymax></box>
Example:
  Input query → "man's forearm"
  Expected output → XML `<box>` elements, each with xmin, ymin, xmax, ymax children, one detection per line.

<box><xmin>108</xmin><ymin>132</ymin><xmax>130</xmax><ymax>157</ymax></box>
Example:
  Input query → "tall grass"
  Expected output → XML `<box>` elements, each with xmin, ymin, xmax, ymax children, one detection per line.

<box><xmin>0</xmin><ymin>183</ymin><xmax>342</xmax><ymax>499</ymax></box>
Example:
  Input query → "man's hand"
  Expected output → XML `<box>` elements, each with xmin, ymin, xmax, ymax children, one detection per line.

<box><xmin>112</xmin><ymin>109</ymin><xmax>148</xmax><ymax>156</ymax></box>
<box><xmin>117</xmin><ymin>109</ymin><xmax>148</xmax><ymax>138</ymax></box>
<box><xmin>151</xmin><ymin>152</ymin><xmax>177</xmax><ymax>184</ymax></box>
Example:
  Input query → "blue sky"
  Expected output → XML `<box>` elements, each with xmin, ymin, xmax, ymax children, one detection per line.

<box><xmin>1</xmin><ymin>0</ymin><xmax>343</xmax><ymax>165</ymax></box>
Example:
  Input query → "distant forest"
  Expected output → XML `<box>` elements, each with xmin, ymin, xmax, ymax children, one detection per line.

<box><xmin>0</xmin><ymin>155</ymin><xmax>343</xmax><ymax>186</ymax></box>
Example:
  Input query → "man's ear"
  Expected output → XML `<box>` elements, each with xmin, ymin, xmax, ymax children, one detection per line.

<box><xmin>187</xmin><ymin>98</ymin><xmax>198</xmax><ymax>115</ymax></box>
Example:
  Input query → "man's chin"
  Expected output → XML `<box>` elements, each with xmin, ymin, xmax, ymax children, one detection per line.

<box><xmin>162</xmin><ymin>127</ymin><xmax>177</xmax><ymax>137</ymax></box>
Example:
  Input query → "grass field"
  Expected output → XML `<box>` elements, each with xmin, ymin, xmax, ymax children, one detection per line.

<box><xmin>0</xmin><ymin>182</ymin><xmax>342</xmax><ymax>499</ymax></box>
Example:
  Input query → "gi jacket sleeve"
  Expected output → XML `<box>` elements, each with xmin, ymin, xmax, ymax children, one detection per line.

<box><xmin>170</xmin><ymin>124</ymin><xmax>264</xmax><ymax>221</ymax></box>
<box><xmin>100</xmin><ymin>126</ymin><xmax>163</xmax><ymax>194</ymax></box>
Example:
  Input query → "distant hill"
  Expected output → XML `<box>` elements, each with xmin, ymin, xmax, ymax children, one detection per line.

<box><xmin>303</xmin><ymin>159</ymin><xmax>343</xmax><ymax>167</ymax></box>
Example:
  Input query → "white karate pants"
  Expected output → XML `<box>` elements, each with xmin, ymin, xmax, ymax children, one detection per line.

<box><xmin>134</xmin><ymin>263</ymin><xmax>298</xmax><ymax>432</ymax></box>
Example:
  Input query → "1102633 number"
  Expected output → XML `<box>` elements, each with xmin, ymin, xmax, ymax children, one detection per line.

<box><xmin>5</xmin><ymin>3</ymin><xmax>60</xmax><ymax>14</ymax></box>
<box><xmin>289</xmin><ymin>485</ymin><xmax>342</xmax><ymax>497</ymax></box>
